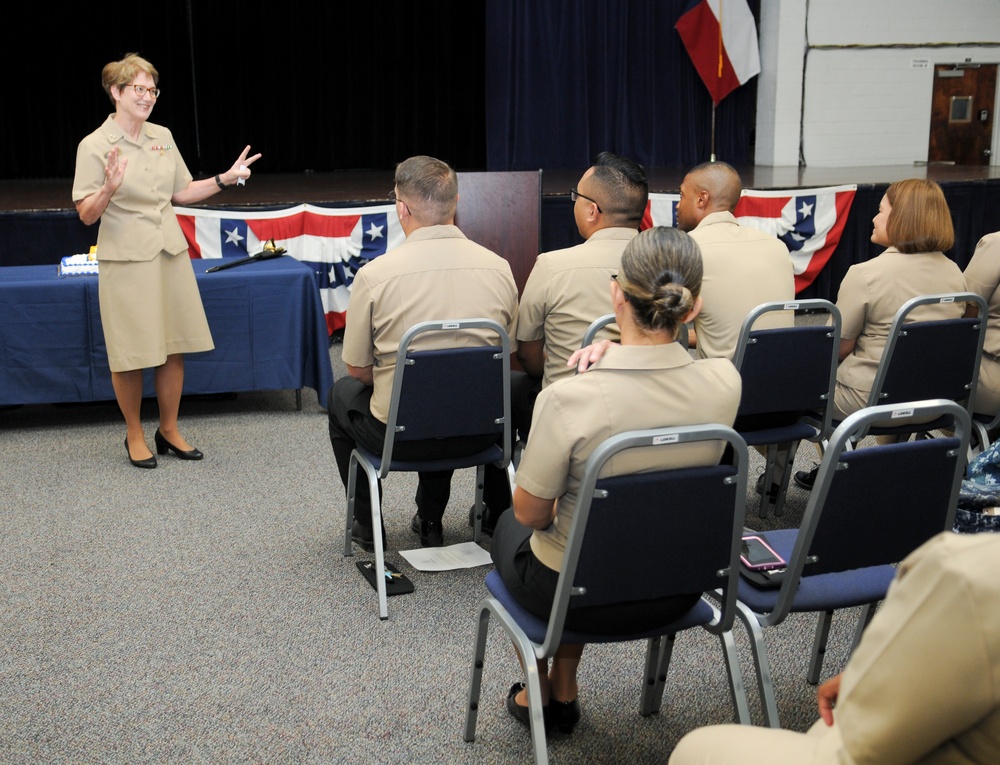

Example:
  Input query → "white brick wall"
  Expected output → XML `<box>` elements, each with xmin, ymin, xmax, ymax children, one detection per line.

<box><xmin>757</xmin><ymin>0</ymin><xmax>1000</xmax><ymax>167</ymax></box>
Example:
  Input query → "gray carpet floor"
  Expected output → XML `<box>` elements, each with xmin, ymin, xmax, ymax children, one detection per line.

<box><xmin>0</xmin><ymin>342</ymin><xmax>864</xmax><ymax>764</ymax></box>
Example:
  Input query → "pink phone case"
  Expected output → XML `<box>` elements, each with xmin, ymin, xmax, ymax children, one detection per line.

<box><xmin>741</xmin><ymin>535</ymin><xmax>786</xmax><ymax>570</ymax></box>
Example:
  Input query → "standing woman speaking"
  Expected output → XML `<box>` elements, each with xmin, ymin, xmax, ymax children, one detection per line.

<box><xmin>73</xmin><ymin>52</ymin><xmax>261</xmax><ymax>469</ymax></box>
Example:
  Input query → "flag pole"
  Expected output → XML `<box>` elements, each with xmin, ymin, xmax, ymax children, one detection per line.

<box><xmin>711</xmin><ymin>104</ymin><xmax>717</xmax><ymax>162</ymax></box>
<box><xmin>712</xmin><ymin>0</ymin><xmax>723</xmax><ymax>162</ymax></box>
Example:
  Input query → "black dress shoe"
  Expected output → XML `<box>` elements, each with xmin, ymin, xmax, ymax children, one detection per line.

<box><xmin>793</xmin><ymin>465</ymin><xmax>819</xmax><ymax>490</ymax></box>
<box><xmin>505</xmin><ymin>682</ymin><xmax>550</xmax><ymax>730</ymax></box>
<box><xmin>549</xmin><ymin>696</ymin><xmax>581</xmax><ymax>734</ymax></box>
<box><xmin>410</xmin><ymin>513</ymin><xmax>443</xmax><ymax>547</ymax></box>
<box><xmin>468</xmin><ymin>503</ymin><xmax>505</xmax><ymax>537</ymax></box>
<box><xmin>351</xmin><ymin>520</ymin><xmax>386</xmax><ymax>552</ymax></box>
<box><xmin>154</xmin><ymin>429</ymin><xmax>203</xmax><ymax>460</ymax></box>
<box><xmin>124</xmin><ymin>437</ymin><xmax>157</xmax><ymax>469</ymax></box>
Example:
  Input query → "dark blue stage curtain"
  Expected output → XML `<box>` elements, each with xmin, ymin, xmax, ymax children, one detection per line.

<box><xmin>485</xmin><ymin>0</ymin><xmax>759</xmax><ymax>171</ymax></box>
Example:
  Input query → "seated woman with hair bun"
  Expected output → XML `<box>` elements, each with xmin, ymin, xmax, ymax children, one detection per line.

<box><xmin>491</xmin><ymin>226</ymin><xmax>742</xmax><ymax>735</ymax></box>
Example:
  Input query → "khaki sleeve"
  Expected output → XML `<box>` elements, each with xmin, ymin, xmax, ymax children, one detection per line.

<box><xmin>515</xmin><ymin>256</ymin><xmax>548</xmax><ymax>343</ymax></box>
<box><xmin>964</xmin><ymin>234</ymin><xmax>1000</xmax><ymax>303</ymax></box>
<box><xmin>836</xmin><ymin>265</ymin><xmax>870</xmax><ymax>342</ymax></box>
<box><xmin>836</xmin><ymin>536</ymin><xmax>996</xmax><ymax>765</ymax></box>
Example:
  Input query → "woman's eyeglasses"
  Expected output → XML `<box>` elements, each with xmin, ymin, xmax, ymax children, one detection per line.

<box><xmin>130</xmin><ymin>84</ymin><xmax>161</xmax><ymax>99</ymax></box>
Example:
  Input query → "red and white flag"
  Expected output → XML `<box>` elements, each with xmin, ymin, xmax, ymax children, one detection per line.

<box><xmin>641</xmin><ymin>184</ymin><xmax>858</xmax><ymax>293</ymax></box>
<box><xmin>175</xmin><ymin>203</ymin><xmax>405</xmax><ymax>333</ymax></box>
<box><xmin>675</xmin><ymin>0</ymin><xmax>761</xmax><ymax>105</ymax></box>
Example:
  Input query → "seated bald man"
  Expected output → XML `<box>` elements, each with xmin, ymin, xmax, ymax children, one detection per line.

<box><xmin>675</xmin><ymin>161</ymin><xmax>795</xmax><ymax>361</ymax></box>
<box><xmin>668</xmin><ymin>531</ymin><xmax>1000</xmax><ymax>765</ymax></box>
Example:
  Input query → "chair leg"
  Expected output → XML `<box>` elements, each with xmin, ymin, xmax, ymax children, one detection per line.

<box><xmin>344</xmin><ymin>455</ymin><xmax>389</xmax><ymax>620</ymax></box>
<box><xmin>469</xmin><ymin>600</ymin><xmax>550</xmax><ymax>764</ymax></box>
<box><xmin>719</xmin><ymin>629</ymin><xmax>752</xmax><ymax>725</ymax></box>
<box><xmin>472</xmin><ymin>465</ymin><xmax>485</xmax><ymax>543</ymax></box>
<box><xmin>772</xmin><ymin>441</ymin><xmax>801</xmax><ymax>518</ymax></box>
<box><xmin>758</xmin><ymin>446</ymin><xmax>774</xmax><ymax>521</ymax></box>
<box><xmin>735</xmin><ymin>600</ymin><xmax>781</xmax><ymax>728</ymax></box>
<box><xmin>807</xmin><ymin>610</ymin><xmax>834</xmax><ymax>685</ymax></box>
<box><xmin>850</xmin><ymin>602</ymin><xmax>877</xmax><ymax>654</ymax></box>
<box><xmin>357</xmin><ymin>461</ymin><xmax>388</xmax><ymax>620</ymax></box>
<box><xmin>521</xmin><ymin>654</ymin><xmax>550</xmax><ymax>765</ymax></box>
<box><xmin>640</xmin><ymin>634</ymin><xmax>670</xmax><ymax>716</ymax></box>
<box><xmin>344</xmin><ymin>456</ymin><xmax>358</xmax><ymax>557</ymax></box>
<box><xmin>464</xmin><ymin>605</ymin><xmax>492</xmax><ymax>742</ymax></box>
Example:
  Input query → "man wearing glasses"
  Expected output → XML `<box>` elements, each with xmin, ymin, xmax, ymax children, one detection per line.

<box><xmin>479</xmin><ymin>151</ymin><xmax>648</xmax><ymax>534</ymax></box>
<box><xmin>328</xmin><ymin>155</ymin><xmax>518</xmax><ymax>548</ymax></box>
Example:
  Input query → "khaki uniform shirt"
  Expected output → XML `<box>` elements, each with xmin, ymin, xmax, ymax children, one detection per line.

<box><xmin>837</xmin><ymin>248</ymin><xmax>966</xmax><ymax>395</ymax></box>
<box><xmin>342</xmin><ymin>225</ymin><xmax>519</xmax><ymax>423</ymax></box>
<box><xmin>668</xmin><ymin>532</ymin><xmax>1000</xmax><ymax>765</ymax></box>
<box><xmin>515</xmin><ymin>342</ymin><xmax>741</xmax><ymax>572</ymax></box>
<box><xmin>963</xmin><ymin>232</ymin><xmax>1000</xmax><ymax>359</ymax></box>
<box><xmin>963</xmin><ymin>233</ymin><xmax>1000</xmax><ymax>414</ymax></box>
<box><xmin>688</xmin><ymin>211</ymin><xmax>796</xmax><ymax>360</ymax></box>
<box><xmin>72</xmin><ymin>116</ymin><xmax>192</xmax><ymax>262</ymax></box>
<box><xmin>832</xmin><ymin>531</ymin><xmax>1000</xmax><ymax>764</ymax></box>
<box><xmin>516</xmin><ymin>227</ymin><xmax>637</xmax><ymax>386</ymax></box>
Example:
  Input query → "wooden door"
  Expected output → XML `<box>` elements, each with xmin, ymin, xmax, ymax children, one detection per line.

<box><xmin>928</xmin><ymin>63</ymin><xmax>997</xmax><ymax>165</ymax></box>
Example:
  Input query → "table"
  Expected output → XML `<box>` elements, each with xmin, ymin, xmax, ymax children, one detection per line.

<box><xmin>0</xmin><ymin>256</ymin><xmax>335</xmax><ymax>408</ymax></box>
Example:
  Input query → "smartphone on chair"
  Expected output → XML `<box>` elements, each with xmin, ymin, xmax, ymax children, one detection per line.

<box><xmin>740</xmin><ymin>535</ymin><xmax>786</xmax><ymax>571</ymax></box>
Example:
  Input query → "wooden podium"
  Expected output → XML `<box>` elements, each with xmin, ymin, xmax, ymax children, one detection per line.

<box><xmin>456</xmin><ymin>170</ymin><xmax>542</xmax><ymax>295</ymax></box>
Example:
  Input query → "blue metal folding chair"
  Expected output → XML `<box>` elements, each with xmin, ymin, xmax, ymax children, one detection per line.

<box><xmin>464</xmin><ymin>425</ymin><xmax>752</xmax><ymax>765</ymax></box>
<box><xmin>343</xmin><ymin>319</ymin><xmax>515</xmax><ymax>620</ymax></box>
<box><xmin>732</xmin><ymin>299</ymin><xmax>841</xmax><ymax>517</ymax></box>
<box><xmin>835</xmin><ymin>293</ymin><xmax>986</xmax><ymax>446</ymax></box>
<box><xmin>735</xmin><ymin>400</ymin><xmax>970</xmax><ymax>728</ymax></box>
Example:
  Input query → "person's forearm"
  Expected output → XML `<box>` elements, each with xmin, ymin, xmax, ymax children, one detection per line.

<box><xmin>513</xmin><ymin>486</ymin><xmax>556</xmax><ymax>529</ymax></box>
<box><xmin>516</xmin><ymin>340</ymin><xmax>545</xmax><ymax>378</ymax></box>
<box><xmin>172</xmin><ymin>176</ymin><xmax>230</xmax><ymax>207</ymax></box>
<box><xmin>347</xmin><ymin>364</ymin><xmax>374</xmax><ymax>387</ymax></box>
<box><xmin>76</xmin><ymin>186</ymin><xmax>114</xmax><ymax>226</ymax></box>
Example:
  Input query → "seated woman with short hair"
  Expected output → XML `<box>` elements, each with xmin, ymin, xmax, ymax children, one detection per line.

<box><xmin>491</xmin><ymin>226</ymin><xmax>742</xmax><ymax>734</ymax></box>
<box><xmin>795</xmin><ymin>178</ymin><xmax>968</xmax><ymax>490</ymax></box>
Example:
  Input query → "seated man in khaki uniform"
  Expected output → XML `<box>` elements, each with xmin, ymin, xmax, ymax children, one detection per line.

<box><xmin>327</xmin><ymin>155</ymin><xmax>518</xmax><ymax>548</ymax></box>
<box><xmin>677</xmin><ymin>161</ymin><xmax>796</xmax><ymax>498</ymax></box>
<box><xmin>676</xmin><ymin>160</ymin><xmax>795</xmax><ymax>361</ymax></box>
<box><xmin>669</xmin><ymin>531</ymin><xmax>1000</xmax><ymax>765</ymax></box>
<box><xmin>479</xmin><ymin>151</ymin><xmax>648</xmax><ymax>533</ymax></box>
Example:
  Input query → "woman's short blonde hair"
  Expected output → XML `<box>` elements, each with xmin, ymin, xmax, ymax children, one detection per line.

<box><xmin>885</xmin><ymin>179</ymin><xmax>955</xmax><ymax>253</ymax></box>
<box><xmin>101</xmin><ymin>53</ymin><xmax>158</xmax><ymax>105</ymax></box>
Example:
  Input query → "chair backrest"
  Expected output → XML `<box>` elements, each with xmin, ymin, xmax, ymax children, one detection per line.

<box><xmin>732</xmin><ymin>299</ymin><xmax>841</xmax><ymax>436</ymax></box>
<box><xmin>868</xmin><ymin>293</ymin><xmax>987</xmax><ymax>414</ymax></box>
<box><xmin>380</xmin><ymin>319</ymin><xmax>511</xmax><ymax>466</ymax></box>
<box><xmin>581</xmin><ymin>313</ymin><xmax>617</xmax><ymax>348</ymax></box>
<box><xmin>537</xmin><ymin>425</ymin><xmax>748</xmax><ymax>655</ymax></box>
<box><xmin>764</xmin><ymin>399</ymin><xmax>970</xmax><ymax>625</ymax></box>
<box><xmin>581</xmin><ymin>313</ymin><xmax>688</xmax><ymax>350</ymax></box>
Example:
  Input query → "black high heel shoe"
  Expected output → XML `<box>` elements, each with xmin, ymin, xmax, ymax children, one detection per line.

<box><xmin>548</xmin><ymin>696</ymin><xmax>581</xmax><ymax>734</ymax></box>
<box><xmin>125</xmin><ymin>437</ymin><xmax>157</xmax><ymax>469</ymax></box>
<box><xmin>505</xmin><ymin>683</ymin><xmax>551</xmax><ymax>730</ymax></box>
<box><xmin>154</xmin><ymin>429</ymin><xmax>204</xmax><ymax>460</ymax></box>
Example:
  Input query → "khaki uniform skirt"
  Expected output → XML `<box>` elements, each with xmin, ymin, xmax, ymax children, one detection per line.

<box><xmin>98</xmin><ymin>252</ymin><xmax>215</xmax><ymax>373</ymax></box>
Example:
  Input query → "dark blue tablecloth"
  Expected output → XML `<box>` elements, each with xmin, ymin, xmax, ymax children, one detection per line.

<box><xmin>0</xmin><ymin>256</ymin><xmax>335</xmax><ymax>408</ymax></box>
